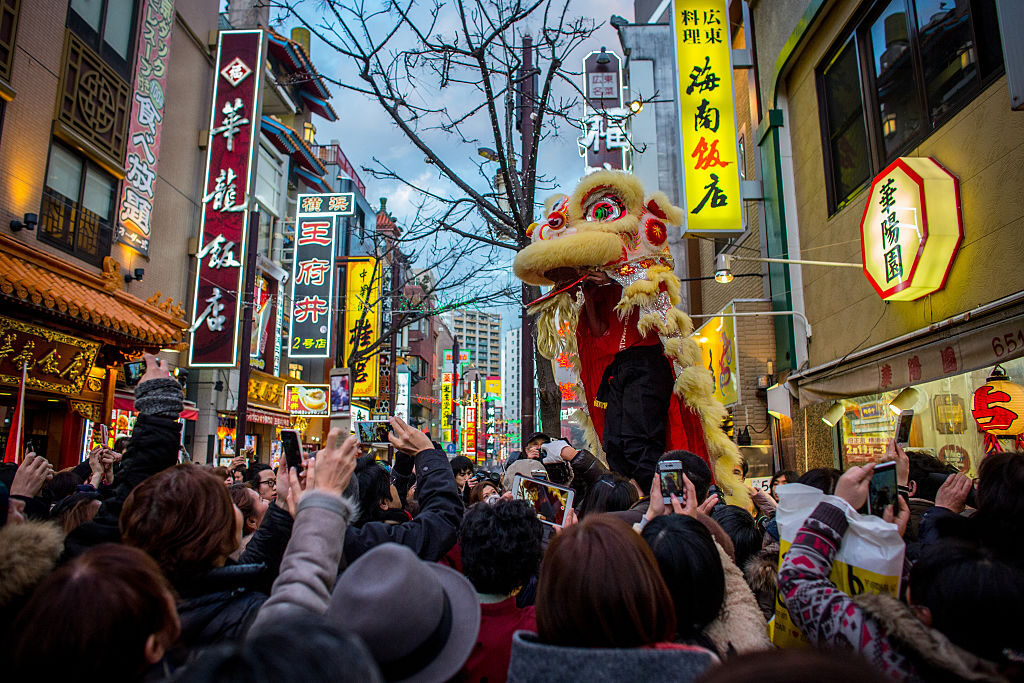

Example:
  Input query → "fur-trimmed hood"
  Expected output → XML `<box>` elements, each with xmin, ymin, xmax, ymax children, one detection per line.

<box><xmin>743</xmin><ymin>542</ymin><xmax>780</xmax><ymax>622</ymax></box>
<box><xmin>0</xmin><ymin>520</ymin><xmax>65</xmax><ymax>608</ymax></box>
<box><xmin>853</xmin><ymin>592</ymin><xmax>1006</xmax><ymax>682</ymax></box>
<box><xmin>703</xmin><ymin>540</ymin><xmax>773</xmax><ymax>656</ymax></box>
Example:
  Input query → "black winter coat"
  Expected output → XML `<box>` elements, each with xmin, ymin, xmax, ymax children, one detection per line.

<box><xmin>343</xmin><ymin>447</ymin><xmax>463</xmax><ymax>564</ymax></box>
<box><xmin>173</xmin><ymin>562</ymin><xmax>268</xmax><ymax>648</ymax></box>
<box><xmin>62</xmin><ymin>411</ymin><xmax>182</xmax><ymax>560</ymax></box>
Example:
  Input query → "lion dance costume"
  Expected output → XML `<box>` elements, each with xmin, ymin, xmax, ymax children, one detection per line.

<box><xmin>513</xmin><ymin>170</ymin><xmax>743</xmax><ymax>499</ymax></box>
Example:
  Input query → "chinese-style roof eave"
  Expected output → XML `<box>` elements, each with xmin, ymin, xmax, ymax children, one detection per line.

<box><xmin>266</xmin><ymin>29</ymin><xmax>332</xmax><ymax>101</ymax></box>
<box><xmin>260</xmin><ymin>116</ymin><xmax>299</xmax><ymax>154</ymax></box>
<box><xmin>295</xmin><ymin>166</ymin><xmax>332</xmax><ymax>193</ymax></box>
<box><xmin>261</xmin><ymin>116</ymin><xmax>327</xmax><ymax>175</ymax></box>
<box><xmin>0</xmin><ymin>234</ymin><xmax>189</xmax><ymax>349</ymax></box>
<box><xmin>299</xmin><ymin>91</ymin><xmax>338</xmax><ymax>122</ymax></box>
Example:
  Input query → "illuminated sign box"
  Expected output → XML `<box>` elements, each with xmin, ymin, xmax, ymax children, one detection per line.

<box><xmin>672</xmin><ymin>0</ymin><xmax>743</xmax><ymax>234</ymax></box>
<box><xmin>860</xmin><ymin>157</ymin><xmax>963</xmax><ymax>302</ymax></box>
<box><xmin>285</xmin><ymin>384</ymin><xmax>330</xmax><ymax>416</ymax></box>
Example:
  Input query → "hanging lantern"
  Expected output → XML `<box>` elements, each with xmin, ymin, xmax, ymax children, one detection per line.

<box><xmin>970</xmin><ymin>365</ymin><xmax>1024</xmax><ymax>453</ymax></box>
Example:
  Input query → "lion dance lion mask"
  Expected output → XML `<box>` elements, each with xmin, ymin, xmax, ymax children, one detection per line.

<box><xmin>513</xmin><ymin>170</ymin><xmax>743</xmax><ymax>501</ymax></box>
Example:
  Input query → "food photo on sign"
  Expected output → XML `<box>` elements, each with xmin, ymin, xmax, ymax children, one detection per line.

<box><xmin>286</xmin><ymin>384</ymin><xmax>330</xmax><ymax>416</ymax></box>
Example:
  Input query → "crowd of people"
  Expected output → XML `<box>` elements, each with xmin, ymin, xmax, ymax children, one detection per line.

<box><xmin>1</xmin><ymin>354</ymin><xmax>1022</xmax><ymax>682</ymax></box>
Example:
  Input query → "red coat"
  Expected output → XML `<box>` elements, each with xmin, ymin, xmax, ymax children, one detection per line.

<box><xmin>459</xmin><ymin>597</ymin><xmax>537</xmax><ymax>683</ymax></box>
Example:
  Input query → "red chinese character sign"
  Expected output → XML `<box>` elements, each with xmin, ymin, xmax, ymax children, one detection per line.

<box><xmin>288</xmin><ymin>194</ymin><xmax>354</xmax><ymax>358</ymax></box>
<box><xmin>188</xmin><ymin>30</ymin><xmax>264</xmax><ymax>368</ymax></box>
<box><xmin>860</xmin><ymin>157</ymin><xmax>963</xmax><ymax>301</ymax></box>
<box><xmin>673</xmin><ymin>0</ymin><xmax>743</xmax><ymax>233</ymax></box>
<box><xmin>578</xmin><ymin>50</ymin><xmax>630</xmax><ymax>173</ymax></box>
<box><xmin>116</xmin><ymin>0</ymin><xmax>175</xmax><ymax>255</ymax></box>
<box><xmin>970</xmin><ymin>365</ymin><xmax>1024</xmax><ymax>453</ymax></box>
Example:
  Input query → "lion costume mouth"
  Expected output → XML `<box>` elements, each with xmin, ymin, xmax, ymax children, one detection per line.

<box><xmin>513</xmin><ymin>230</ymin><xmax>625</xmax><ymax>286</ymax></box>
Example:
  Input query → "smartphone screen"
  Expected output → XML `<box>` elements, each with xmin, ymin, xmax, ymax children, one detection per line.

<box><xmin>658</xmin><ymin>460</ymin><xmax>686</xmax><ymax>505</ymax></box>
<box><xmin>512</xmin><ymin>474</ymin><xmax>575</xmax><ymax>527</ymax></box>
<box><xmin>868</xmin><ymin>461</ymin><xmax>898</xmax><ymax>516</ymax></box>
<box><xmin>894</xmin><ymin>409</ymin><xmax>914</xmax><ymax>447</ymax></box>
<box><xmin>356</xmin><ymin>420</ymin><xmax>391</xmax><ymax>445</ymax></box>
<box><xmin>123</xmin><ymin>360</ymin><xmax>147</xmax><ymax>387</ymax></box>
<box><xmin>280</xmin><ymin>429</ymin><xmax>303</xmax><ymax>473</ymax></box>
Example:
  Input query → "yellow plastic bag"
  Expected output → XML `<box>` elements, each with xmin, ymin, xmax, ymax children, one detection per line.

<box><xmin>771</xmin><ymin>483</ymin><xmax>905</xmax><ymax>648</ymax></box>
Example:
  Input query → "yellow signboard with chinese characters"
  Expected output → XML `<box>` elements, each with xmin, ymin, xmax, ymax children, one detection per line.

<box><xmin>440</xmin><ymin>376</ymin><xmax>453</xmax><ymax>444</ymax></box>
<box><xmin>860</xmin><ymin>157</ymin><xmax>963</xmax><ymax>301</ymax></box>
<box><xmin>692</xmin><ymin>303</ymin><xmax>738</xmax><ymax>406</ymax></box>
<box><xmin>343</xmin><ymin>259</ymin><xmax>381</xmax><ymax>397</ymax></box>
<box><xmin>673</xmin><ymin>0</ymin><xmax>743</xmax><ymax>233</ymax></box>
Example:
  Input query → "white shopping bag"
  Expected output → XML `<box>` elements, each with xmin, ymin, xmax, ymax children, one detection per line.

<box><xmin>771</xmin><ymin>483</ymin><xmax>905</xmax><ymax>648</ymax></box>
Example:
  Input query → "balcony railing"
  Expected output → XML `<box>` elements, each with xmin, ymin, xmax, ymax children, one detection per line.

<box><xmin>312</xmin><ymin>143</ymin><xmax>366</xmax><ymax>197</ymax></box>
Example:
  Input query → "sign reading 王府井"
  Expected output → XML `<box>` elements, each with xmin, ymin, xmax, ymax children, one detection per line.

<box><xmin>288</xmin><ymin>194</ymin><xmax>354</xmax><ymax>359</ymax></box>
<box><xmin>860</xmin><ymin>157</ymin><xmax>963</xmax><ymax>302</ymax></box>
<box><xmin>672</xmin><ymin>0</ymin><xmax>743</xmax><ymax>234</ymax></box>
<box><xmin>188</xmin><ymin>30</ymin><xmax>265</xmax><ymax>367</ymax></box>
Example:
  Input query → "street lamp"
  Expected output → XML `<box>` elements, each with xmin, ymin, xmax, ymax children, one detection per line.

<box><xmin>715</xmin><ymin>252</ymin><xmax>861</xmax><ymax>284</ymax></box>
<box><xmin>477</xmin><ymin>147</ymin><xmax>500</xmax><ymax>162</ymax></box>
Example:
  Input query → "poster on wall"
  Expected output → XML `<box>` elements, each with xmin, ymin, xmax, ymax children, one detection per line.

<box><xmin>116</xmin><ymin>0</ymin><xmax>176</xmax><ymax>255</ymax></box>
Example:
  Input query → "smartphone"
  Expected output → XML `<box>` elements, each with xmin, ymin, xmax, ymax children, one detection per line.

<box><xmin>512</xmin><ymin>474</ymin><xmax>575</xmax><ymax>527</ymax></box>
<box><xmin>658</xmin><ymin>459</ymin><xmax>686</xmax><ymax>506</ymax></box>
<box><xmin>123</xmin><ymin>359</ymin><xmax>147</xmax><ymax>387</ymax></box>
<box><xmin>868</xmin><ymin>461</ymin><xmax>897</xmax><ymax>516</ymax></box>
<box><xmin>100</xmin><ymin>424</ymin><xmax>109</xmax><ymax>447</ymax></box>
<box><xmin>280</xmin><ymin>429</ymin><xmax>303</xmax><ymax>473</ymax></box>
<box><xmin>894</xmin><ymin>409</ymin><xmax>914</xmax><ymax>447</ymax></box>
<box><xmin>356</xmin><ymin>420</ymin><xmax>392</xmax><ymax>445</ymax></box>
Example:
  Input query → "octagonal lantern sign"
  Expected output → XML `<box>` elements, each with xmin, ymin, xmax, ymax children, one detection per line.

<box><xmin>860</xmin><ymin>157</ymin><xmax>963</xmax><ymax>301</ymax></box>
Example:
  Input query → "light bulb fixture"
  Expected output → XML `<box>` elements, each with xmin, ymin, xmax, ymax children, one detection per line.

<box><xmin>596</xmin><ymin>46</ymin><xmax>610</xmax><ymax>65</ymax></box>
<box><xmin>889</xmin><ymin>387</ymin><xmax>920</xmax><ymax>414</ymax></box>
<box><xmin>10</xmin><ymin>212</ymin><xmax>38</xmax><ymax>232</ymax></box>
<box><xmin>124</xmin><ymin>268</ymin><xmax>145</xmax><ymax>284</ymax></box>
<box><xmin>628</xmin><ymin>99</ymin><xmax>643</xmax><ymax>114</ymax></box>
<box><xmin>714</xmin><ymin>253</ymin><xmax>734</xmax><ymax>283</ymax></box>
<box><xmin>822</xmin><ymin>402</ymin><xmax>845</xmax><ymax>427</ymax></box>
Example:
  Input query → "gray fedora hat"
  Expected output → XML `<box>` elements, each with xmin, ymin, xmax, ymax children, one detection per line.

<box><xmin>327</xmin><ymin>543</ymin><xmax>480</xmax><ymax>683</ymax></box>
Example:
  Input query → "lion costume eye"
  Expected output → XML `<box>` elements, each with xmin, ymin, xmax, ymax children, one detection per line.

<box><xmin>584</xmin><ymin>193</ymin><xmax>626</xmax><ymax>222</ymax></box>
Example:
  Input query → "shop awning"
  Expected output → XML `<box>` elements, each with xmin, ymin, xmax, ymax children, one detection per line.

<box><xmin>795</xmin><ymin>312</ymin><xmax>1024</xmax><ymax>407</ymax></box>
<box><xmin>266</xmin><ymin>29</ymin><xmax>332</xmax><ymax>100</ymax></box>
<box><xmin>295</xmin><ymin>166</ymin><xmax>332</xmax><ymax>193</ymax></box>
<box><xmin>114</xmin><ymin>391</ymin><xmax>198</xmax><ymax>420</ymax></box>
<box><xmin>299</xmin><ymin>91</ymin><xmax>338</xmax><ymax>121</ymax></box>
<box><xmin>247</xmin><ymin>407</ymin><xmax>290</xmax><ymax>427</ymax></box>
<box><xmin>0</xmin><ymin>234</ymin><xmax>188</xmax><ymax>348</ymax></box>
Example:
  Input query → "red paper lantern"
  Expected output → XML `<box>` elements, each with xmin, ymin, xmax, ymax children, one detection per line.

<box><xmin>970</xmin><ymin>365</ymin><xmax>1024</xmax><ymax>452</ymax></box>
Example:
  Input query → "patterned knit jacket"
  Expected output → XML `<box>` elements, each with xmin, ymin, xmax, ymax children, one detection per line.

<box><xmin>778</xmin><ymin>501</ymin><xmax>1006</xmax><ymax>683</ymax></box>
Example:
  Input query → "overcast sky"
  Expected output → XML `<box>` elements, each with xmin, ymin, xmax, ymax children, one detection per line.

<box><xmin>270</xmin><ymin>0</ymin><xmax>638</xmax><ymax>331</ymax></box>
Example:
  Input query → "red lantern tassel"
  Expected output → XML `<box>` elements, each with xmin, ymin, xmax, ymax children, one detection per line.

<box><xmin>983</xmin><ymin>432</ymin><xmax>1005</xmax><ymax>454</ymax></box>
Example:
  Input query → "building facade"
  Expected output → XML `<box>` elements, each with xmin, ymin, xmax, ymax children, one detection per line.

<box><xmin>750</xmin><ymin>0</ymin><xmax>1023</xmax><ymax>475</ymax></box>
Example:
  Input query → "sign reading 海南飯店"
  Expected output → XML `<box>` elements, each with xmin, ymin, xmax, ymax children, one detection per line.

<box><xmin>672</xmin><ymin>0</ymin><xmax>743</xmax><ymax>234</ymax></box>
<box><xmin>116</xmin><ymin>0</ymin><xmax>176</xmax><ymax>256</ymax></box>
<box><xmin>288</xmin><ymin>193</ymin><xmax>354</xmax><ymax>359</ymax></box>
<box><xmin>860</xmin><ymin>157</ymin><xmax>963</xmax><ymax>302</ymax></box>
<box><xmin>188</xmin><ymin>30</ymin><xmax>265</xmax><ymax>368</ymax></box>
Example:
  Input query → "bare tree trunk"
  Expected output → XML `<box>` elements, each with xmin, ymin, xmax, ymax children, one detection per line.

<box><xmin>535</xmin><ymin>343</ymin><xmax>561</xmax><ymax>436</ymax></box>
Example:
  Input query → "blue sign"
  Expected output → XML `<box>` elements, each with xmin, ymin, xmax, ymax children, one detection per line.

<box><xmin>446</xmin><ymin>444</ymin><xmax>456</xmax><ymax>454</ymax></box>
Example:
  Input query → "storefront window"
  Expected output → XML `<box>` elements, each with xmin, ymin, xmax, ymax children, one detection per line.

<box><xmin>836</xmin><ymin>356</ymin><xmax>1024</xmax><ymax>477</ymax></box>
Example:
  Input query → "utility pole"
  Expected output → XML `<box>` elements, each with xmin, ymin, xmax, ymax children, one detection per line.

<box><xmin>235</xmin><ymin>207</ymin><xmax>260</xmax><ymax>456</ymax></box>
<box><xmin>519</xmin><ymin>35</ymin><xmax>536</xmax><ymax>439</ymax></box>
